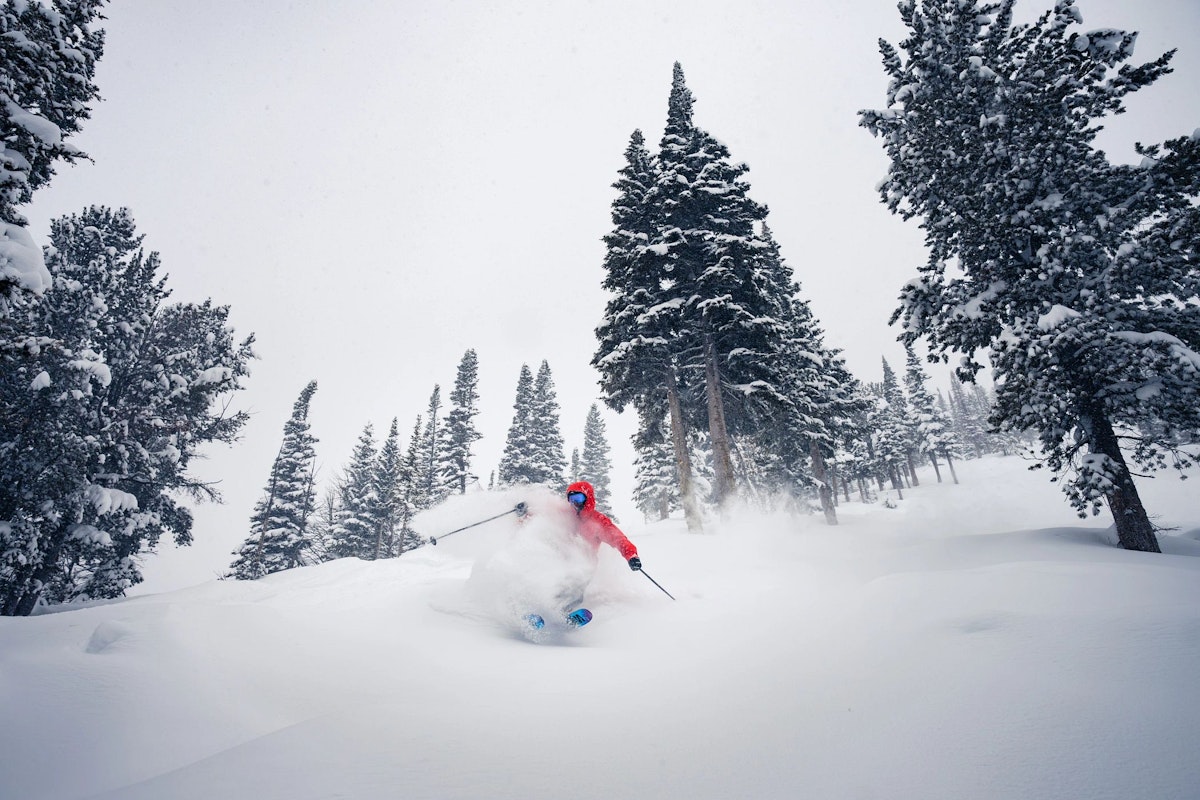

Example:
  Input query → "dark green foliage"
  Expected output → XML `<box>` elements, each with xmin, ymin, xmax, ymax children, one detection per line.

<box><xmin>861</xmin><ymin>0</ymin><xmax>1199</xmax><ymax>550</ymax></box>
<box><xmin>229</xmin><ymin>381</ymin><xmax>319</xmax><ymax>578</ymax></box>
<box><xmin>0</xmin><ymin>207</ymin><xmax>254</xmax><ymax>613</ymax></box>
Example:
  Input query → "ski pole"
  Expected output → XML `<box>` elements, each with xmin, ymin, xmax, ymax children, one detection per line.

<box><xmin>639</xmin><ymin>568</ymin><xmax>676</xmax><ymax>601</ymax></box>
<box><xmin>429</xmin><ymin>503</ymin><xmax>527</xmax><ymax>546</ymax></box>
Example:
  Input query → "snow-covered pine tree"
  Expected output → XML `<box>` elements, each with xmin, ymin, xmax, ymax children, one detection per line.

<box><xmin>497</xmin><ymin>364</ymin><xmax>537</xmax><ymax>485</ymax></box>
<box><xmin>579</xmin><ymin>403</ymin><xmax>614</xmax><ymax>514</ymax></box>
<box><xmin>742</xmin><ymin>225</ymin><xmax>864</xmax><ymax>524</ymax></box>
<box><xmin>528</xmin><ymin>360</ymin><xmax>566</xmax><ymax>488</ymax></box>
<box><xmin>328</xmin><ymin>424</ymin><xmax>378</xmax><ymax>560</ymax></box>
<box><xmin>593</xmin><ymin>124</ymin><xmax>703</xmax><ymax>532</ymax></box>
<box><xmin>229</xmin><ymin>381</ymin><xmax>319</xmax><ymax>579</ymax></box>
<box><xmin>903</xmin><ymin>346</ymin><xmax>960</xmax><ymax>484</ymax></box>
<box><xmin>880</xmin><ymin>357</ymin><xmax>918</xmax><ymax>486</ymax></box>
<box><xmin>632</xmin><ymin>410</ymin><xmax>677</xmax><ymax>522</ymax></box>
<box><xmin>396</xmin><ymin>416</ymin><xmax>426</xmax><ymax>554</ymax></box>
<box><xmin>420</xmin><ymin>386</ymin><xmax>444</xmax><ymax>508</ymax></box>
<box><xmin>947</xmin><ymin>376</ymin><xmax>988</xmax><ymax>459</ymax></box>
<box><xmin>0</xmin><ymin>0</ymin><xmax>104</xmax><ymax>312</ymax></box>
<box><xmin>437</xmin><ymin>349</ymin><xmax>482</xmax><ymax>495</ymax></box>
<box><xmin>861</xmin><ymin>0</ymin><xmax>1199</xmax><ymax>551</ymax></box>
<box><xmin>372</xmin><ymin>418</ymin><xmax>404</xmax><ymax>559</ymax></box>
<box><xmin>647</xmin><ymin>63</ymin><xmax>785</xmax><ymax>509</ymax></box>
<box><xmin>569</xmin><ymin>448</ymin><xmax>580</xmax><ymax>481</ymax></box>
<box><xmin>0</xmin><ymin>207</ymin><xmax>255</xmax><ymax>614</ymax></box>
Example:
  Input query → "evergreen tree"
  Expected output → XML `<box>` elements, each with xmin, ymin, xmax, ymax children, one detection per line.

<box><xmin>329</xmin><ymin>424</ymin><xmax>378</xmax><ymax>560</ymax></box>
<box><xmin>497</xmin><ymin>364</ymin><xmax>537</xmax><ymax>485</ymax></box>
<box><xmin>579</xmin><ymin>403</ymin><xmax>614</xmax><ymax>513</ymax></box>
<box><xmin>420</xmin><ymin>386</ymin><xmax>443</xmax><ymax>507</ymax></box>
<box><xmin>632</xmin><ymin>411</ymin><xmax>677</xmax><ymax>522</ymax></box>
<box><xmin>396</xmin><ymin>416</ymin><xmax>426</xmax><ymax>554</ymax></box>
<box><xmin>880</xmin><ymin>356</ymin><xmax>919</xmax><ymax>486</ymax></box>
<box><xmin>373</xmin><ymin>418</ymin><xmax>404</xmax><ymax>559</ymax></box>
<box><xmin>528</xmin><ymin>360</ymin><xmax>566</xmax><ymax>488</ymax></box>
<box><xmin>903</xmin><ymin>347</ymin><xmax>960</xmax><ymax>484</ymax></box>
<box><xmin>0</xmin><ymin>207</ymin><xmax>255</xmax><ymax>614</ymax></box>
<box><xmin>569</xmin><ymin>448</ymin><xmax>580</xmax><ymax>480</ymax></box>
<box><xmin>947</xmin><ymin>376</ymin><xmax>988</xmax><ymax>459</ymax></box>
<box><xmin>0</xmin><ymin>0</ymin><xmax>105</xmax><ymax>311</ymax></box>
<box><xmin>229</xmin><ymin>381</ymin><xmax>319</xmax><ymax>579</ymax></box>
<box><xmin>437</xmin><ymin>349</ymin><xmax>482</xmax><ymax>495</ymax></box>
<box><xmin>593</xmin><ymin>122</ymin><xmax>703</xmax><ymax>531</ymax></box>
<box><xmin>862</xmin><ymin>0</ymin><xmax>1199</xmax><ymax>551</ymax></box>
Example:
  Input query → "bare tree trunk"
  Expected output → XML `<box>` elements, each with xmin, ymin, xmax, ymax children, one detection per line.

<box><xmin>1089</xmin><ymin>411</ymin><xmax>1160</xmax><ymax>553</ymax></box>
<box><xmin>907</xmin><ymin>452</ymin><xmax>920</xmax><ymax>486</ymax></box>
<box><xmin>928</xmin><ymin>451</ymin><xmax>943</xmax><ymax>483</ymax></box>
<box><xmin>808</xmin><ymin>441</ymin><xmax>838</xmax><ymax>525</ymax></box>
<box><xmin>889</xmin><ymin>465</ymin><xmax>905</xmax><ymax>500</ymax></box>
<box><xmin>942</xmin><ymin>449</ymin><xmax>959</xmax><ymax>484</ymax></box>
<box><xmin>704</xmin><ymin>336</ymin><xmax>736</xmax><ymax>508</ymax></box>
<box><xmin>667</xmin><ymin>371</ymin><xmax>703</xmax><ymax>533</ymax></box>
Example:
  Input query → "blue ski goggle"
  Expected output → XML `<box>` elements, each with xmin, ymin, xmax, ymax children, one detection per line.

<box><xmin>567</xmin><ymin>491</ymin><xmax>587</xmax><ymax>508</ymax></box>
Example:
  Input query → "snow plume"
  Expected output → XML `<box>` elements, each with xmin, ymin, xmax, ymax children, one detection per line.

<box><xmin>419</xmin><ymin>486</ymin><xmax>629</xmax><ymax>634</ymax></box>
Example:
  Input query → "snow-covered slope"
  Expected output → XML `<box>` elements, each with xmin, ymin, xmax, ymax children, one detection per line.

<box><xmin>3</xmin><ymin>456</ymin><xmax>1199</xmax><ymax>800</ymax></box>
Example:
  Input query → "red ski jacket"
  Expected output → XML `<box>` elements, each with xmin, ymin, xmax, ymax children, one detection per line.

<box><xmin>566</xmin><ymin>480</ymin><xmax>638</xmax><ymax>561</ymax></box>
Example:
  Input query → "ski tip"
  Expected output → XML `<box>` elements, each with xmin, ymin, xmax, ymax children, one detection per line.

<box><xmin>566</xmin><ymin>608</ymin><xmax>593</xmax><ymax>628</ymax></box>
<box><xmin>522</xmin><ymin>613</ymin><xmax>545</xmax><ymax>630</ymax></box>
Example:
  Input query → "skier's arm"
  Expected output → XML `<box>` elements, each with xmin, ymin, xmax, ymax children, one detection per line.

<box><xmin>593</xmin><ymin>513</ymin><xmax>638</xmax><ymax>561</ymax></box>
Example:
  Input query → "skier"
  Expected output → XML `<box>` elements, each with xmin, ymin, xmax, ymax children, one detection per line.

<box><xmin>565</xmin><ymin>480</ymin><xmax>641</xmax><ymax>572</ymax></box>
<box><xmin>524</xmin><ymin>480</ymin><xmax>641</xmax><ymax>630</ymax></box>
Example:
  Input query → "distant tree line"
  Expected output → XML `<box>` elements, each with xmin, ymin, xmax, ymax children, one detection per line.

<box><xmin>227</xmin><ymin>353</ymin><xmax>617</xmax><ymax>579</ymax></box>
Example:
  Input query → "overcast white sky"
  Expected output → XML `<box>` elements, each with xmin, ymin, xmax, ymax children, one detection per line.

<box><xmin>22</xmin><ymin>0</ymin><xmax>1200</xmax><ymax>591</ymax></box>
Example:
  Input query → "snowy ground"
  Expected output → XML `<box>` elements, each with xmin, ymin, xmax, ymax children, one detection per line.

<box><xmin>3</xmin><ymin>455</ymin><xmax>1199</xmax><ymax>800</ymax></box>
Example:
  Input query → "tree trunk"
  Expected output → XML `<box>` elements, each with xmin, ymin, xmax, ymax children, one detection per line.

<box><xmin>907</xmin><ymin>452</ymin><xmax>920</xmax><ymax>486</ymax></box>
<box><xmin>808</xmin><ymin>441</ymin><xmax>838</xmax><ymax>525</ymax></box>
<box><xmin>1090</xmin><ymin>411</ymin><xmax>1160</xmax><ymax>553</ymax></box>
<box><xmin>928</xmin><ymin>451</ymin><xmax>943</xmax><ymax>483</ymax></box>
<box><xmin>7</xmin><ymin>521</ymin><xmax>70</xmax><ymax>616</ymax></box>
<box><xmin>889</xmin><ymin>465</ymin><xmax>905</xmax><ymax>500</ymax></box>
<box><xmin>703</xmin><ymin>336</ymin><xmax>736</xmax><ymax>508</ymax></box>
<box><xmin>667</xmin><ymin>371</ymin><xmax>703</xmax><ymax>533</ymax></box>
<box><xmin>942</xmin><ymin>449</ymin><xmax>959</xmax><ymax>484</ymax></box>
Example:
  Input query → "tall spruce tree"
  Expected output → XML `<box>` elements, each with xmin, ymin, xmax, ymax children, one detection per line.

<box><xmin>903</xmin><ymin>346</ymin><xmax>960</xmax><ymax>484</ymax></box>
<box><xmin>373</xmin><ymin>418</ymin><xmax>404</xmax><ymax>559</ymax></box>
<box><xmin>229</xmin><ymin>381</ymin><xmax>319</xmax><ymax>579</ymax></box>
<box><xmin>420</xmin><ymin>386</ymin><xmax>444</xmax><ymax>507</ymax></box>
<box><xmin>396</xmin><ymin>416</ymin><xmax>426</xmax><ymax>554</ymax></box>
<box><xmin>437</xmin><ymin>349</ymin><xmax>482</xmax><ymax>495</ymax></box>
<box><xmin>594</xmin><ymin>122</ymin><xmax>703</xmax><ymax>532</ymax></box>
<box><xmin>498</xmin><ymin>364</ymin><xmax>537</xmax><ymax>485</ymax></box>
<box><xmin>528</xmin><ymin>360</ymin><xmax>567</xmax><ymax>488</ymax></box>
<box><xmin>579</xmin><ymin>403</ymin><xmax>614</xmax><ymax>513</ymax></box>
<box><xmin>862</xmin><ymin>0</ymin><xmax>1199</xmax><ymax>551</ymax></box>
<box><xmin>0</xmin><ymin>207</ymin><xmax>255</xmax><ymax>614</ymax></box>
<box><xmin>329</xmin><ymin>424</ymin><xmax>378</xmax><ymax>560</ymax></box>
<box><xmin>632</xmin><ymin>410</ymin><xmax>677</xmax><ymax>522</ymax></box>
<box><xmin>0</xmin><ymin>0</ymin><xmax>105</xmax><ymax>311</ymax></box>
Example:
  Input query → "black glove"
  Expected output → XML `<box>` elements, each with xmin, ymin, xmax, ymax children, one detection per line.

<box><xmin>628</xmin><ymin>556</ymin><xmax>642</xmax><ymax>571</ymax></box>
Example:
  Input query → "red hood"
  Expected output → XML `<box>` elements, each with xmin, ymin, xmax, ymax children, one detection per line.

<box><xmin>566</xmin><ymin>480</ymin><xmax>596</xmax><ymax>512</ymax></box>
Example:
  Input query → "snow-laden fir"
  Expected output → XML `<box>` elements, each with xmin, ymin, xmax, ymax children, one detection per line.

<box><xmin>2</xmin><ymin>454</ymin><xmax>1198</xmax><ymax>800</ymax></box>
